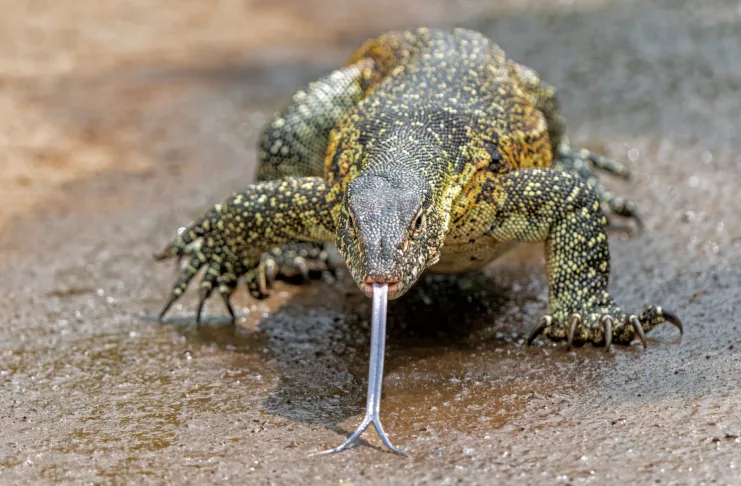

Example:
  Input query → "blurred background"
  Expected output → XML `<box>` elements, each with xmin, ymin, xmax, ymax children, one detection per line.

<box><xmin>0</xmin><ymin>1</ymin><xmax>739</xmax><ymax>484</ymax></box>
<box><xmin>1</xmin><ymin>0</ymin><xmax>737</xmax><ymax>238</ymax></box>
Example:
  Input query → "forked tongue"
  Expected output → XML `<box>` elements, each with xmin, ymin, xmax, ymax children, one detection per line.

<box><xmin>316</xmin><ymin>283</ymin><xmax>409</xmax><ymax>456</ymax></box>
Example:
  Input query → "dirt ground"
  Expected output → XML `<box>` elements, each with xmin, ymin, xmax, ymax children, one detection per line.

<box><xmin>1</xmin><ymin>0</ymin><xmax>740</xmax><ymax>484</ymax></box>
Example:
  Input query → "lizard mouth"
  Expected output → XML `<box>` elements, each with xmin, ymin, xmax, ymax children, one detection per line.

<box><xmin>362</xmin><ymin>278</ymin><xmax>402</xmax><ymax>299</ymax></box>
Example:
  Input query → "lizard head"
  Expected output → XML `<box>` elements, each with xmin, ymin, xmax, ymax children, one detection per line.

<box><xmin>336</xmin><ymin>171</ymin><xmax>446</xmax><ymax>299</ymax></box>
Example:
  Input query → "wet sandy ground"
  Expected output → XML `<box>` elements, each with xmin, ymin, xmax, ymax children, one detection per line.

<box><xmin>1</xmin><ymin>0</ymin><xmax>740</xmax><ymax>484</ymax></box>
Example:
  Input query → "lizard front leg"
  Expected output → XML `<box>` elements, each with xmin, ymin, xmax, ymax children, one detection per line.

<box><xmin>476</xmin><ymin>168</ymin><xmax>681</xmax><ymax>348</ymax></box>
<box><xmin>252</xmin><ymin>61</ymin><xmax>371</xmax><ymax>290</ymax></box>
<box><xmin>154</xmin><ymin>177</ymin><xmax>335</xmax><ymax>323</ymax></box>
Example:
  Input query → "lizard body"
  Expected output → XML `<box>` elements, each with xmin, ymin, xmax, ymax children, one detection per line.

<box><xmin>156</xmin><ymin>27</ymin><xmax>681</xmax><ymax>357</ymax></box>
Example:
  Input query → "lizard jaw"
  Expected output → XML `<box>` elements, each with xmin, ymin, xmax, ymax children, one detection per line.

<box><xmin>362</xmin><ymin>278</ymin><xmax>401</xmax><ymax>299</ymax></box>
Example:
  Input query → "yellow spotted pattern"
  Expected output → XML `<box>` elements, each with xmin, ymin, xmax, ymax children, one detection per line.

<box><xmin>156</xmin><ymin>28</ymin><xmax>676</xmax><ymax>345</ymax></box>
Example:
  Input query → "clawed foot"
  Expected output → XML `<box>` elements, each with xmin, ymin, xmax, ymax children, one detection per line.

<box><xmin>528</xmin><ymin>306</ymin><xmax>683</xmax><ymax>350</ymax></box>
<box><xmin>260</xmin><ymin>242</ymin><xmax>334</xmax><ymax>288</ymax></box>
<box><xmin>152</xmin><ymin>205</ymin><xmax>266</xmax><ymax>326</ymax></box>
<box><xmin>152</xmin><ymin>200</ymin><xmax>335</xmax><ymax>325</ymax></box>
<box><xmin>155</xmin><ymin>247</ymin><xmax>245</xmax><ymax>327</ymax></box>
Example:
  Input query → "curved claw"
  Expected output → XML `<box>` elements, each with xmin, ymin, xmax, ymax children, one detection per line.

<box><xmin>195</xmin><ymin>286</ymin><xmax>213</xmax><ymax>326</ymax></box>
<box><xmin>293</xmin><ymin>256</ymin><xmax>311</xmax><ymax>282</ymax></box>
<box><xmin>527</xmin><ymin>316</ymin><xmax>550</xmax><ymax>345</ymax></box>
<box><xmin>261</xmin><ymin>258</ymin><xmax>278</xmax><ymax>288</ymax></box>
<box><xmin>252</xmin><ymin>268</ymin><xmax>272</xmax><ymax>299</ymax></box>
<box><xmin>609</xmin><ymin>202</ymin><xmax>644</xmax><ymax>235</ymax></box>
<box><xmin>661</xmin><ymin>310</ymin><xmax>683</xmax><ymax>337</ymax></box>
<box><xmin>157</xmin><ymin>294</ymin><xmax>179</xmax><ymax>322</ymax></box>
<box><xmin>629</xmin><ymin>315</ymin><xmax>647</xmax><ymax>348</ymax></box>
<box><xmin>567</xmin><ymin>313</ymin><xmax>582</xmax><ymax>351</ymax></box>
<box><xmin>153</xmin><ymin>249</ymin><xmax>172</xmax><ymax>261</ymax></box>
<box><xmin>221</xmin><ymin>292</ymin><xmax>236</xmax><ymax>323</ymax></box>
<box><xmin>601</xmin><ymin>315</ymin><xmax>613</xmax><ymax>350</ymax></box>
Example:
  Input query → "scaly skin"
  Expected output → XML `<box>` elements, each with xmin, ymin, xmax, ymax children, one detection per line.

<box><xmin>155</xmin><ymin>27</ymin><xmax>681</xmax><ymax>347</ymax></box>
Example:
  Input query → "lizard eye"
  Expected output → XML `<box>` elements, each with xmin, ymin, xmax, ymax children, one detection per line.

<box><xmin>411</xmin><ymin>211</ymin><xmax>426</xmax><ymax>239</ymax></box>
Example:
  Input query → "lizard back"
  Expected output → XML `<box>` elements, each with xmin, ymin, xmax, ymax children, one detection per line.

<box><xmin>324</xmin><ymin>28</ymin><xmax>553</xmax><ymax>193</ymax></box>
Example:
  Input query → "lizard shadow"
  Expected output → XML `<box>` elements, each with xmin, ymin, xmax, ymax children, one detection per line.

<box><xmin>162</xmin><ymin>265</ymin><xmax>538</xmax><ymax>427</ymax></box>
<box><xmin>239</xmin><ymin>264</ymin><xmax>540</xmax><ymax>428</ymax></box>
<box><xmin>155</xmin><ymin>244</ymin><xmax>550</xmax><ymax>445</ymax></box>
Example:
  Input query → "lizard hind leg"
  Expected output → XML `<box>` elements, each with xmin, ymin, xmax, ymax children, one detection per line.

<box><xmin>261</xmin><ymin>241</ymin><xmax>334</xmax><ymax>286</ymax></box>
<box><xmin>586</xmin><ymin>148</ymin><xmax>631</xmax><ymax>180</ymax></box>
<box><xmin>553</xmin><ymin>139</ymin><xmax>643</xmax><ymax>231</ymax></box>
<box><xmin>518</xmin><ymin>64</ymin><xmax>642</xmax><ymax>230</ymax></box>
